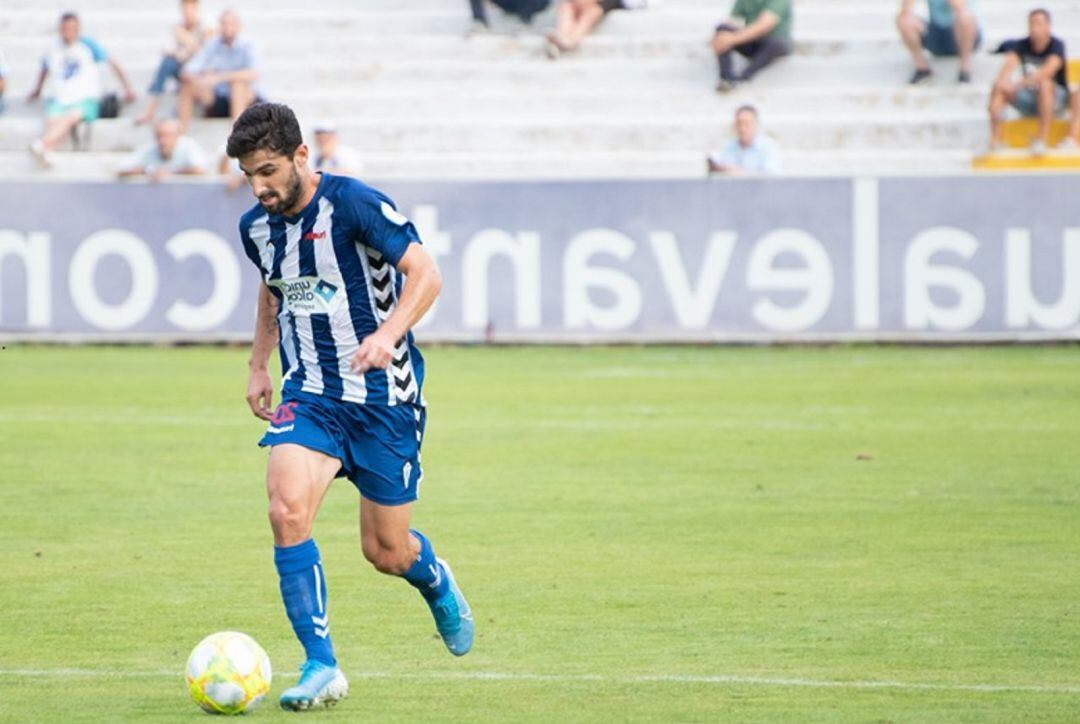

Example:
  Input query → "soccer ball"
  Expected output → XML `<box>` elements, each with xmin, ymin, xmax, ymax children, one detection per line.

<box><xmin>186</xmin><ymin>631</ymin><xmax>272</xmax><ymax>715</ymax></box>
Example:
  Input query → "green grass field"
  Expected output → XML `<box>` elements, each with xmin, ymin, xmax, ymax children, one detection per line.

<box><xmin>1</xmin><ymin>344</ymin><xmax>1078</xmax><ymax>722</ymax></box>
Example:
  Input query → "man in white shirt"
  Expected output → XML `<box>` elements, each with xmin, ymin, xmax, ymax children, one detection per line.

<box><xmin>707</xmin><ymin>105</ymin><xmax>782</xmax><ymax>175</ymax></box>
<box><xmin>312</xmin><ymin>122</ymin><xmax>363</xmax><ymax>177</ymax></box>
<box><xmin>178</xmin><ymin>9</ymin><xmax>262</xmax><ymax>129</ymax></box>
<box><xmin>26</xmin><ymin>12</ymin><xmax>136</xmax><ymax>167</ymax></box>
<box><xmin>118</xmin><ymin>118</ymin><xmax>209</xmax><ymax>181</ymax></box>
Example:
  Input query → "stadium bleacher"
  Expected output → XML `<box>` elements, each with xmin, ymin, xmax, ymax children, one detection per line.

<box><xmin>0</xmin><ymin>0</ymin><xmax>1078</xmax><ymax>180</ymax></box>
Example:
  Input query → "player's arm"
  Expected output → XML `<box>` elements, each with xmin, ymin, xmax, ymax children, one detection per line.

<box><xmin>27</xmin><ymin>65</ymin><xmax>47</xmax><ymax>102</ymax></box>
<box><xmin>351</xmin><ymin>243</ymin><xmax>442</xmax><ymax>373</ymax></box>
<box><xmin>246</xmin><ymin>282</ymin><xmax>279</xmax><ymax>420</ymax></box>
<box><xmin>1025</xmin><ymin>54</ymin><xmax>1063</xmax><ymax>88</ymax></box>
<box><xmin>993</xmin><ymin>52</ymin><xmax>1020</xmax><ymax>93</ymax></box>
<box><xmin>727</xmin><ymin>10</ymin><xmax>779</xmax><ymax>46</ymax></box>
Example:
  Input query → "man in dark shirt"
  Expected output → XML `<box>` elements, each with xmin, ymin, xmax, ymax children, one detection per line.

<box><xmin>988</xmin><ymin>8</ymin><xmax>1068</xmax><ymax>155</ymax></box>
<box><xmin>469</xmin><ymin>0</ymin><xmax>551</xmax><ymax>32</ymax></box>
<box><xmin>711</xmin><ymin>0</ymin><xmax>793</xmax><ymax>92</ymax></box>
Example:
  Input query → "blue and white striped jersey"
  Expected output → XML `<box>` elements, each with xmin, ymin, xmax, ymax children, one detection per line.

<box><xmin>239</xmin><ymin>173</ymin><xmax>424</xmax><ymax>407</ymax></box>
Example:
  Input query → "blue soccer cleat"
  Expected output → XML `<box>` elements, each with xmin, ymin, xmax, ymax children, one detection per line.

<box><xmin>279</xmin><ymin>660</ymin><xmax>348</xmax><ymax>711</ymax></box>
<box><xmin>427</xmin><ymin>557</ymin><xmax>474</xmax><ymax>656</ymax></box>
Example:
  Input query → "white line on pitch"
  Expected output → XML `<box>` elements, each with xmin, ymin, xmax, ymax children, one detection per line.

<box><xmin>1</xmin><ymin>669</ymin><xmax>1078</xmax><ymax>695</ymax></box>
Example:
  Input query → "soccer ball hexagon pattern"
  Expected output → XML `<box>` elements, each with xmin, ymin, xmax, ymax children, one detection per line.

<box><xmin>186</xmin><ymin>632</ymin><xmax>272</xmax><ymax>715</ymax></box>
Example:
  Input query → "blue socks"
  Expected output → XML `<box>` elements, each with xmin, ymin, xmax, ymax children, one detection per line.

<box><xmin>403</xmin><ymin>529</ymin><xmax>451</xmax><ymax>602</ymax></box>
<box><xmin>274</xmin><ymin>539</ymin><xmax>336</xmax><ymax>667</ymax></box>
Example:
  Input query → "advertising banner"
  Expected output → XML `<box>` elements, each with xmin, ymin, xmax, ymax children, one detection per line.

<box><xmin>1</xmin><ymin>177</ymin><xmax>1077</xmax><ymax>342</ymax></box>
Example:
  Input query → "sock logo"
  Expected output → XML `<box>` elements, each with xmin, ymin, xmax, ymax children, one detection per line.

<box><xmin>428</xmin><ymin>563</ymin><xmax>442</xmax><ymax>590</ymax></box>
<box><xmin>312</xmin><ymin>614</ymin><xmax>329</xmax><ymax>639</ymax></box>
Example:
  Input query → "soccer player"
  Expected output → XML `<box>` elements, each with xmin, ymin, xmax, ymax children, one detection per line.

<box><xmin>226</xmin><ymin>103</ymin><xmax>473</xmax><ymax>711</ymax></box>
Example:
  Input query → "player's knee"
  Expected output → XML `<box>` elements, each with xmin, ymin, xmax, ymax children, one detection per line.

<box><xmin>267</xmin><ymin>498</ymin><xmax>309</xmax><ymax>541</ymax></box>
<box><xmin>361</xmin><ymin>537</ymin><xmax>411</xmax><ymax>575</ymax></box>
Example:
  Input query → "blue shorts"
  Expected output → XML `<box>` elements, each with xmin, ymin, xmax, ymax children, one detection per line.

<box><xmin>259</xmin><ymin>390</ymin><xmax>426</xmax><ymax>506</ymax></box>
<box><xmin>922</xmin><ymin>22</ymin><xmax>982</xmax><ymax>57</ymax></box>
<box><xmin>1012</xmin><ymin>84</ymin><xmax>1070</xmax><ymax>117</ymax></box>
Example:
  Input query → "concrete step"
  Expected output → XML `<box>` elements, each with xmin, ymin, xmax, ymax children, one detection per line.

<box><xmin>0</xmin><ymin>29</ymin><xmax>1047</xmax><ymax>69</ymax></box>
<box><xmin>0</xmin><ymin>79</ymin><xmax>999</xmax><ymax>123</ymax></box>
<box><xmin>3</xmin><ymin>2</ymin><xmax>1078</xmax><ymax>37</ymax></box>
<box><xmin>0</xmin><ymin>147</ymin><xmax>974</xmax><ymax>181</ymax></box>
<box><xmin>0</xmin><ymin>111</ymin><xmax>994</xmax><ymax>153</ymax></box>
<box><xmin>0</xmin><ymin>53</ymin><xmax>1015</xmax><ymax>100</ymax></box>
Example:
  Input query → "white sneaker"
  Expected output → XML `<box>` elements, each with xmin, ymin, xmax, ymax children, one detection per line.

<box><xmin>1030</xmin><ymin>140</ymin><xmax>1048</xmax><ymax>157</ymax></box>
<box><xmin>29</xmin><ymin>140</ymin><xmax>53</xmax><ymax>169</ymax></box>
<box><xmin>1056</xmin><ymin>137</ymin><xmax>1079</xmax><ymax>151</ymax></box>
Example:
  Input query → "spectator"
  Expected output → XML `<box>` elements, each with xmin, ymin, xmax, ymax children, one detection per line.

<box><xmin>988</xmin><ymin>8</ymin><xmax>1068</xmax><ymax>155</ymax></box>
<box><xmin>134</xmin><ymin>0</ymin><xmax>214</xmax><ymax>125</ymax></box>
<box><xmin>311</xmin><ymin>122</ymin><xmax>363</xmax><ymax>177</ymax></box>
<box><xmin>469</xmin><ymin>0</ymin><xmax>551</xmax><ymax>33</ymax></box>
<box><xmin>117</xmin><ymin>118</ymin><xmax>209</xmax><ymax>181</ymax></box>
<box><xmin>546</xmin><ymin>0</ymin><xmax>650</xmax><ymax>60</ymax></box>
<box><xmin>706</xmin><ymin>105</ymin><xmax>781</xmax><ymax>175</ymax></box>
<box><xmin>711</xmin><ymin>0</ymin><xmax>792</xmax><ymax>92</ymax></box>
<box><xmin>26</xmin><ymin>12</ymin><xmax>137</xmax><ymax>167</ymax></box>
<box><xmin>0</xmin><ymin>46</ymin><xmax>8</xmax><ymax>116</ymax></box>
<box><xmin>177</xmin><ymin>9</ymin><xmax>262</xmax><ymax>129</ymax></box>
<box><xmin>897</xmin><ymin>0</ymin><xmax>982</xmax><ymax>85</ymax></box>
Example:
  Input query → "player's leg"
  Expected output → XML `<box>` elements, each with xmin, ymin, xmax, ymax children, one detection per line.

<box><xmin>896</xmin><ymin>11</ymin><xmax>929</xmax><ymax>77</ymax></box>
<box><xmin>1035</xmin><ymin>79</ymin><xmax>1056</xmax><ymax>150</ymax></box>
<box><xmin>988</xmin><ymin>83</ymin><xmax>1014</xmax><ymax>149</ymax></box>
<box><xmin>267</xmin><ymin>442</ymin><xmax>349</xmax><ymax>710</ymax></box>
<box><xmin>952</xmin><ymin>10</ymin><xmax>978</xmax><ymax>79</ymax></box>
<box><xmin>1067</xmin><ymin>90</ymin><xmax>1080</xmax><ymax>145</ymax></box>
<box><xmin>359</xmin><ymin>498</ymin><xmax>474</xmax><ymax>656</ymax></box>
<box><xmin>227</xmin><ymin>79</ymin><xmax>254</xmax><ymax>122</ymax></box>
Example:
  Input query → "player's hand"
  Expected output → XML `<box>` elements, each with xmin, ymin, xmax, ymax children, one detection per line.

<box><xmin>246</xmin><ymin>368</ymin><xmax>274</xmax><ymax>421</ymax></box>
<box><xmin>351</xmin><ymin>330</ymin><xmax>397</xmax><ymax>374</ymax></box>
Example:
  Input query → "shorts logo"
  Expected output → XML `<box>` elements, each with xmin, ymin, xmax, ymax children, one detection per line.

<box><xmin>271</xmin><ymin>402</ymin><xmax>299</xmax><ymax>425</ymax></box>
<box><xmin>402</xmin><ymin>461</ymin><xmax>413</xmax><ymax>489</ymax></box>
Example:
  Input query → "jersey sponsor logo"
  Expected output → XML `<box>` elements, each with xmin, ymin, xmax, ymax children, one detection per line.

<box><xmin>380</xmin><ymin>201</ymin><xmax>408</xmax><ymax>226</ymax></box>
<box><xmin>302</xmin><ymin>230</ymin><xmax>326</xmax><ymax>241</ymax></box>
<box><xmin>269</xmin><ymin>276</ymin><xmax>339</xmax><ymax>315</ymax></box>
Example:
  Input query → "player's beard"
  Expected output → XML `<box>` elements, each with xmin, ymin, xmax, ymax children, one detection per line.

<box><xmin>261</xmin><ymin>166</ymin><xmax>303</xmax><ymax>215</ymax></box>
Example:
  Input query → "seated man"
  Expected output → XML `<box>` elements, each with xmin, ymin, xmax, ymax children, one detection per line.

<box><xmin>117</xmin><ymin>118</ymin><xmax>208</xmax><ymax>181</ymax></box>
<box><xmin>468</xmin><ymin>0</ymin><xmax>551</xmax><ymax>33</ymax></box>
<box><xmin>706</xmin><ymin>105</ymin><xmax>781</xmax><ymax>175</ymax></box>
<box><xmin>897</xmin><ymin>0</ymin><xmax>982</xmax><ymax>84</ymax></box>
<box><xmin>26</xmin><ymin>12</ymin><xmax>136</xmax><ymax>167</ymax></box>
<box><xmin>311</xmin><ymin>122</ymin><xmax>363</xmax><ymax>177</ymax></box>
<box><xmin>711</xmin><ymin>0</ymin><xmax>792</xmax><ymax>92</ymax></box>
<box><xmin>546</xmin><ymin>0</ymin><xmax>650</xmax><ymax>59</ymax></box>
<box><xmin>988</xmin><ymin>8</ymin><xmax>1068</xmax><ymax>155</ymax></box>
<box><xmin>134</xmin><ymin>0</ymin><xmax>214</xmax><ymax>124</ymax></box>
<box><xmin>177</xmin><ymin>9</ymin><xmax>262</xmax><ymax>129</ymax></box>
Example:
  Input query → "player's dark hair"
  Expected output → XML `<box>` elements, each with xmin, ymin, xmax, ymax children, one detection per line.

<box><xmin>735</xmin><ymin>104</ymin><xmax>759</xmax><ymax>118</ymax></box>
<box><xmin>226</xmin><ymin>102</ymin><xmax>303</xmax><ymax>160</ymax></box>
<box><xmin>60</xmin><ymin>11</ymin><xmax>79</xmax><ymax>23</ymax></box>
<box><xmin>1030</xmin><ymin>8</ymin><xmax>1051</xmax><ymax>22</ymax></box>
